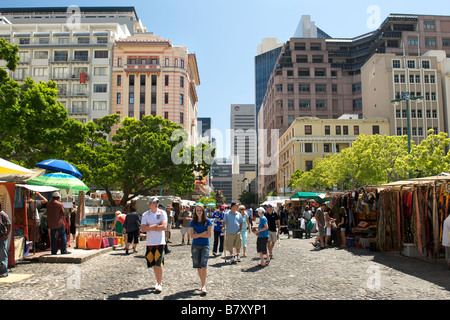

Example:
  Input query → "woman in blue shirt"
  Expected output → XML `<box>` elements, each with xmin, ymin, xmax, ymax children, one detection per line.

<box><xmin>253</xmin><ymin>207</ymin><xmax>270</xmax><ymax>267</ymax></box>
<box><xmin>190</xmin><ymin>204</ymin><xmax>212</xmax><ymax>295</ymax></box>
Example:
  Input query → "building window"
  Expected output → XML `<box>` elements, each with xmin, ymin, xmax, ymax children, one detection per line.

<box><xmin>180</xmin><ymin>94</ymin><xmax>184</xmax><ymax>105</ymax></box>
<box><xmin>34</xmin><ymin>51</ymin><xmax>49</xmax><ymax>59</ymax></box>
<box><xmin>287</xmin><ymin>84</ymin><xmax>294</xmax><ymax>92</ymax></box>
<box><xmin>180</xmin><ymin>76</ymin><xmax>184</xmax><ymax>87</ymax></box>
<box><xmin>94</xmin><ymin>50</ymin><xmax>108</xmax><ymax>59</ymax></box>
<box><xmin>117</xmin><ymin>75</ymin><xmax>121</xmax><ymax>86</ymax></box>
<box><xmin>129</xmin><ymin>75</ymin><xmax>135</xmax><ymax>86</ymax></box>
<box><xmin>180</xmin><ymin>59</ymin><xmax>184</xmax><ymax>68</ymax></box>
<box><xmin>285</xmin><ymin>100</ymin><xmax>293</xmax><ymax>110</ymax></box>
<box><xmin>305</xmin><ymin>143</ymin><xmax>312</xmax><ymax>153</ymax></box>
<box><xmin>352</xmin><ymin>83</ymin><xmax>362</xmax><ymax>92</ymax></box>
<box><xmin>74</xmin><ymin>51</ymin><xmax>89</xmax><ymax>62</ymax></box>
<box><xmin>94</xmin><ymin>67</ymin><xmax>107</xmax><ymax>76</ymax></box>
<box><xmin>430</xmin><ymin>75</ymin><xmax>435</xmax><ymax>83</ymax></box>
<box><xmin>299</xmin><ymin>84</ymin><xmax>310</xmax><ymax>92</ymax></box>
<box><xmin>372</xmin><ymin>125</ymin><xmax>380</xmax><ymax>135</ymax></box>
<box><xmin>77</xmin><ymin>37</ymin><xmax>90</xmax><ymax>44</ymax></box>
<box><xmin>299</xmin><ymin>100</ymin><xmax>310</xmax><ymax>108</ymax></box>
<box><xmin>324</xmin><ymin>125</ymin><xmax>330</xmax><ymax>135</ymax></box>
<box><xmin>424</xmin><ymin>21</ymin><xmax>435</xmax><ymax>30</ymax></box>
<box><xmin>336</xmin><ymin>126</ymin><xmax>341</xmax><ymax>135</ymax></box>
<box><xmin>425</xmin><ymin>37</ymin><xmax>436</xmax><ymax>47</ymax></box>
<box><xmin>19</xmin><ymin>38</ymin><xmax>30</xmax><ymax>44</ymax></box>
<box><xmin>276</xmin><ymin>84</ymin><xmax>283</xmax><ymax>92</ymax></box>
<box><xmin>165</xmin><ymin>93</ymin><xmax>169</xmax><ymax>104</ymax></box>
<box><xmin>93</xmin><ymin>84</ymin><xmax>107</xmax><ymax>93</ymax></box>
<box><xmin>54</xmin><ymin>51</ymin><xmax>68</xmax><ymax>62</ymax></box>
<box><xmin>443</xmin><ymin>38</ymin><xmax>450</xmax><ymax>47</ymax></box>
<box><xmin>180</xmin><ymin>112</ymin><xmax>184</xmax><ymax>124</ymax></box>
<box><xmin>129</xmin><ymin>93</ymin><xmax>134</xmax><ymax>104</ymax></box>
<box><xmin>165</xmin><ymin>75</ymin><xmax>169</xmax><ymax>86</ymax></box>
<box><xmin>315</xmin><ymin>84</ymin><xmax>327</xmax><ymax>93</ymax></box>
<box><xmin>323</xmin><ymin>144</ymin><xmax>330</xmax><ymax>153</ymax></box>
<box><xmin>97</xmin><ymin>37</ymin><xmax>108</xmax><ymax>44</ymax></box>
<box><xmin>407</xmin><ymin>60</ymin><xmax>416</xmax><ymax>69</ymax></box>
<box><xmin>305</xmin><ymin>160</ymin><xmax>313</xmax><ymax>172</ymax></box>
<box><xmin>316</xmin><ymin>100</ymin><xmax>327</xmax><ymax>108</ymax></box>
<box><xmin>33</xmin><ymin>67</ymin><xmax>48</xmax><ymax>77</ymax></box>
<box><xmin>392</xmin><ymin>60</ymin><xmax>401</xmax><ymax>69</ymax></box>
<box><xmin>332</xmin><ymin>84</ymin><xmax>338</xmax><ymax>92</ymax></box>
<box><xmin>93</xmin><ymin>101</ymin><xmax>107</xmax><ymax>110</ymax></box>
<box><xmin>408</xmin><ymin>37</ymin><xmax>419</xmax><ymax>46</ymax></box>
<box><xmin>354</xmin><ymin>125</ymin><xmax>359</xmax><ymax>135</ymax></box>
<box><xmin>164</xmin><ymin>112</ymin><xmax>169</xmax><ymax>119</ymax></box>
<box><xmin>298</xmin><ymin>68</ymin><xmax>310</xmax><ymax>77</ymax></box>
<box><xmin>305</xmin><ymin>125</ymin><xmax>312</xmax><ymax>135</ymax></box>
<box><xmin>400</xmin><ymin>75</ymin><xmax>406</xmax><ymax>83</ymax></box>
<box><xmin>117</xmin><ymin>93</ymin><xmax>121</xmax><ymax>104</ymax></box>
<box><xmin>343</xmin><ymin>126</ymin><xmax>348</xmax><ymax>135</ymax></box>
<box><xmin>165</xmin><ymin>58</ymin><xmax>170</xmax><ymax>66</ymax></box>
<box><xmin>118</xmin><ymin>58</ymin><xmax>122</xmax><ymax>66</ymax></box>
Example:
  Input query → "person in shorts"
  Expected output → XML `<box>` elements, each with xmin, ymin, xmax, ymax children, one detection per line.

<box><xmin>141</xmin><ymin>197</ymin><xmax>167</xmax><ymax>293</ymax></box>
<box><xmin>189</xmin><ymin>204</ymin><xmax>212</xmax><ymax>295</ymax></box>
<box><xmin>312</xmin><ymin>203</ymin><xmax>326</xmax><ymax>250</ymax></box>
<box><xmin>222</xmin><ymin>202</ymin><xmax>243</xmax><ymax>264</ymax></box>
<box><xmin>253</xmin><ymin>207</ymin><xmax>270</xmax><ymax>267</ymax></box>
<box><xmin>179</xmin><ymin>205</ymin><xmax>192</xmax><ymax>245</ymax></box>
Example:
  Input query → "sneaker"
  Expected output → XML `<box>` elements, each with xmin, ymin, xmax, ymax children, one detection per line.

<box><xmin>201</xmin><ymin>287</ymin><xmax>207</xmax><ymax>295</ymax></box>
<box><xmin>236</xmin><ymin>255</ymin><xmax>241</xmax><ymax>262</ymax></box>
<box><xmin>230</xmin><ymin>256</ymin><xmax>236</xmax><ymax>264</ymax></box>
<box><xmin>154</xmin><ymin>283</ymin><xmax>162</xmax><ymax>292</ymax></box>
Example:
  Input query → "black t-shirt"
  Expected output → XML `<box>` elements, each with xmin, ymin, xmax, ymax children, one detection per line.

<box><xmin>265</xmin><ymin>211</ymin><xmax>279</xmax><ymax>232</ymax></box>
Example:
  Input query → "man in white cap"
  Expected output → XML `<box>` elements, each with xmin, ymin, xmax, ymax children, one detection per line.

<box><xmin>141</xmin><ymin>196</ymin><xmax>167</xmax><ymax>292</ymax></box>
<box><xmin>46</xmin><ymin>192</ymin><xmax>70</xmax><ymax>255</ymax></box>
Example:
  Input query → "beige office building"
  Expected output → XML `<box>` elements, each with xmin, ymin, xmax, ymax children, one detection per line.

<box><xmin>277</xmin><ymin>116</ymin><xmax>389</xmax><ymax>193</ymax></box>
<box><xmin>362</xmin><ymin>53</ymin><xmax>444</xmax><ymax>143</ymax></box>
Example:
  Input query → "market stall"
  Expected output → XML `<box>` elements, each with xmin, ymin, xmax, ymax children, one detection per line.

<box><xmin>365</xmin><ymin>174</ymin><xmax>450</xmax><ymax>259</ymax></box>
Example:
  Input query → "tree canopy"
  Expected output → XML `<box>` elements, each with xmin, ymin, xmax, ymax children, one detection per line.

<box><xmin>289</xmin><ymin>132</ymin><xmax>450</xmax><ymax>192</ymax></box>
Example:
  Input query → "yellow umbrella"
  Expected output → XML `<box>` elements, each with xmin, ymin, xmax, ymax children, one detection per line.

<box><xmin>0</xmin><ymin>158</ymin><xmax>34</xmax><ymax>175</ymax></box>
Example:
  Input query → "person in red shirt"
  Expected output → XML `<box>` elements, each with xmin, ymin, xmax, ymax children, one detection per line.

<box><xmin>46</xmin><ymin>192</ymin><xmax>70</xmax><ymax>255</ymax></box>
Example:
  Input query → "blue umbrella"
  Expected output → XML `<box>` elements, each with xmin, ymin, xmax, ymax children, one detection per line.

<box><xmin>36</xmin><ymin>159</ymin><xmax>83</xmax><ymax>178</ymax></box>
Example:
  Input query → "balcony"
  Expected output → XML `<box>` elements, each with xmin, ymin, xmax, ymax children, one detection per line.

<box><xmin>124</xmin><ymin>63</ymin><xmax>161</xmax><ymax>72</ymax></box>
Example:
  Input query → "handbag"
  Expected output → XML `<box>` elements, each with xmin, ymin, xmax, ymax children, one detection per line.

<box><xmin>101</xmin><ymin>237</ymin><xmax>109</xmax><ymax>248</ymax></box>
<box><xmin>306</xmin><ymin>220</ymin><xmax>314</xmax><ymax>231</ymax></box>
<box><xmin>87</xmin><ymin>236</ymin><xmax>102</xmax><ymax>250</ymax></box>
<box><xmin>76</xmin><ymin>236</ymin><xmax>87</xmax><ymax>249</ymax></box>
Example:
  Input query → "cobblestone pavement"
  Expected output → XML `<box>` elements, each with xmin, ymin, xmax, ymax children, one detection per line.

<box><xmin>1</xmin><ymin>228</ymin><xmax>450</xmax><ymax>301</ymax></box>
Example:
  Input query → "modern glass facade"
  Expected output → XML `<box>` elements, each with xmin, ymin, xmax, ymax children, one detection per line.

<box><xmin>254</xmin><ymin>46</ymin><xmax>282</xmax><ymax>116</ymax></box>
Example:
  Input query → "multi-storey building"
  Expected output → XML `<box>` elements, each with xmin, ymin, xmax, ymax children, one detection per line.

<box><xmin>362</xmin><ymin>53</ymin><xmax>444</xmax><ymax>143</ymax></box>
<box><xmin>0</xmin><ymin>6</ymin><xmax>146</xmax><ymax>123</ymax></box>
<box><xmin>197</xmin><ymin>117</ymin><xmax>211</xmax><ymax>143</ymax></box>
<box><xmin>111</xmin><ymin>32</ymin><xmax>200</xmax><ymax>146</ymax></box>
<box><xmin>277</xmin><ymin>116</ymin><xmax>389</xmax><ymax>193</ymax></box>
<box><xmin>230</xmin><ymin>104</ymin><xmax>257</xmax><ymax>200</ymax></box>
<box><xmin>210</xmin><ymin>158</ymin><xmax>233</xmax><ymax>203</ymax></box>
<box><xmin>258</xmin><ymin>13</ymin><xmax>450</xmax><ymax>198</ymax></box>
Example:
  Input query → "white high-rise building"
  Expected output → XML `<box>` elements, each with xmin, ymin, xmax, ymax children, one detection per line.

<box><xmin>0</xmin><ymin>6</ymin><xmax>146</xmax><ymax>123</ymax></box>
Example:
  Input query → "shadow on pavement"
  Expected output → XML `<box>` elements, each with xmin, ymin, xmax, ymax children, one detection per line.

<box><xmin>106</xmin><ymin>287</ymin><xmax>161</xmax><ymax>300</ymax></box>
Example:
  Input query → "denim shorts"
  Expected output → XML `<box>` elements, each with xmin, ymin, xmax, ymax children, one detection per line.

<box><xmin>191</xmin><ymin>245</ymin><xmax>210</xmax><ymax>268</ymax></box>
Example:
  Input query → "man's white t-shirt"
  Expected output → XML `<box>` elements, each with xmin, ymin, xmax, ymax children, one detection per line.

<box><xmin>141</xmin><ymin>208</ymin><xmax>167</xmax><ymax>246</ymax></box>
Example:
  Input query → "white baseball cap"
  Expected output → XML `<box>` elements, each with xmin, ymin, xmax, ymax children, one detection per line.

<box><xmin>257</xmin><ymin>207</ymin><xmax>265</xmax><ymax>214</ymax></box>
<box><xmin>149</xmin><ymin>196</ymin><xmax>160</xmax><ymax>203</ymax></box>
<box><xmin>52</xmin><ymin>192</ymin><xmax>61</xmax><ymax>198</ymax></box>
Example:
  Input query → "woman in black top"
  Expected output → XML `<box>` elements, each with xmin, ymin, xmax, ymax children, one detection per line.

<box><xmin>124</xmin><ymin>202</ymin><xmax>141</xmax><ymax>254</ymax></box>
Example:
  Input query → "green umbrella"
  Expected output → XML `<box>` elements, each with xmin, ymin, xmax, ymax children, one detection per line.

<box><xmin>27</xmin><ymin>172</ymin><xmax>90</xmax><ymax>192</ymax></box>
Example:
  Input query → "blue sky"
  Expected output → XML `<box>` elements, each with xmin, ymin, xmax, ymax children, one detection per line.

<box><xmin>3</xmin><ymin>0</ymin><xmax>449</xmax><ymax>157</ymax></box>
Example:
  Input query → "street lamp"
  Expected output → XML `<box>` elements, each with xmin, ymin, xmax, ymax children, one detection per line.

<box><xmin>391</xmin><ymin>91</ymin><xmax>423</xmax><ymax>179</ymax></box>
<box><xmin>279</xmin><ymin>168</ymin><xmax>286</xmax><ymax>197</ymax></box>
